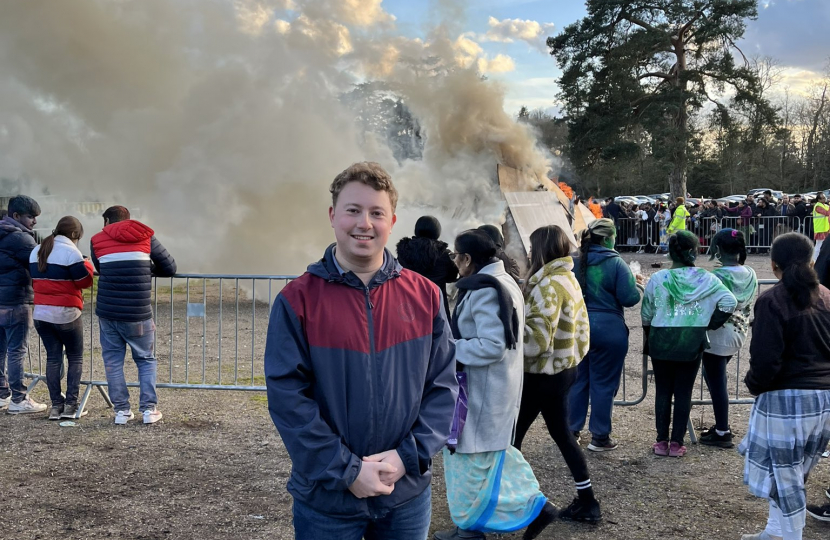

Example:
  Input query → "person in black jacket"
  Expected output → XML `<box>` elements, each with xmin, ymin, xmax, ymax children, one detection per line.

<box><xmin>90</xmin><ymin>205</ymin><xmax>176</xmax><ymax>425</ymax></box>
<box><xmin>790</xmin><ymin>194</ymin><xmax>808</xmax><ymax>231</ymax></box>
<box><xmin>740</xmin><ymin>233</ymin><xmax>830</xmax><ymax>539</ymax></box>
<box><xmin>395</xmin><ymin>216</ymin><xmax>458</xmax><ymax>318</ymax></box>
<box><xmin>755</xmin><ymin>199</ymin><xmax>778</xmax><ymax>252</ymax></box>
<box><xmin>0</xmin><ymin>195</ymin><xmax>47</xmax><ymax>414</ymax></box>
<box><xmin>477</xmin><ymin>224</ymin><xmax>522</xmax><ymax>285</ymax></box>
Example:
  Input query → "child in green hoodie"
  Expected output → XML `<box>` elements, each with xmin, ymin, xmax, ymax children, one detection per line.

<box><xmin>641</xmin><ymin>231</ymin><xmax>737</xmax><ymax>457</ymax></box>
<box><xmin>700</xmin><ymin>229</ymin><xmax>757</xmax><ymax>448</ymax></box>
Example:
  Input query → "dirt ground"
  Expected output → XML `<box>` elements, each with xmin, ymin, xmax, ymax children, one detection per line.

<box><xmin>2</xmin><ymin>254</ymin><xmax>829</xmax><ymax>540</ymax></box>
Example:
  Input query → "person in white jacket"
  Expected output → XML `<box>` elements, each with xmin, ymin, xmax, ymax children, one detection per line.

<box><xmin>700</xmin><ymin>229</ymin><xmax>757</xmax><ymax>448</ymax></box>
<box><xmin>436</xmin><ymin>229</ymin><xmax>556</xmax><ymax>540</ymax></box>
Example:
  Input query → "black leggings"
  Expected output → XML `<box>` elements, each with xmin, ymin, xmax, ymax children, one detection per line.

<box><xmin>514</xmin><ymin>368</ymin><xmax>590</xmax><ymax>484</ymax></box>
<box><xmin>701</xmin><ymin>352</ymin><xmax>732</xmax><ymax>431</ymax></box>
<box><xmin>652</xmin><ymin>358</ymin><xmax>702</xmax><ymax>445</ymax></box>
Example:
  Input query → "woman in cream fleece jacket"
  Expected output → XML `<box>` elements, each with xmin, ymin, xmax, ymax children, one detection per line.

<box><xmin>514</xmin><ymin>225</ymin><xmax>601</xmax><ymax>524</ymax></box>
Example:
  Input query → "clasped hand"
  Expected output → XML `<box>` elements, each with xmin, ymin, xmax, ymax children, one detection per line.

<box><xmin>347</xmin><ymin>450</ymin><xmax>406</xmax><ymax>499</ymax></box>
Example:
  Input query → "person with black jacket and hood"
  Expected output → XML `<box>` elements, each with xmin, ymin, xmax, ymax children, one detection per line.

<box><xmin>478</xmin><ymin>224</ymin><xmax>522</xmax><ymax>285</ymax></box>
<box><xmin>0</xmin><ymin>195</ymin><xmax>47</xmax><ymax>414</ymax></box>
<box><xmin>395</xmin><ymin>216</ymin><xmax>458</xmax><ymax>318</ymax></box>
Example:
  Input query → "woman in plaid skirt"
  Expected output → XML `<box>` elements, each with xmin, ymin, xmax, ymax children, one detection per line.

<box><xmin>739</xmin><ymin>233</ymin><xmax>830</xmax><ymax>540</ymax></box>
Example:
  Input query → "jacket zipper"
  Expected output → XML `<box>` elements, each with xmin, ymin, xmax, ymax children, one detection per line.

<box><xmin>364</xmin><ymin>286</ymin><xmax>378</xmax><ymax>456</ymax></box>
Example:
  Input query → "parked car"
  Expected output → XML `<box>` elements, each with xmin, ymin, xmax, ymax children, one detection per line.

<box><xmin>748</xmin><ymin>188</ymin><xmax>783</xmax><ymax>202</ymax></box>
<box><xmin>614</xmin><ymin>196</ymin><xmax>640</xmax><ymax>206</ymax></box>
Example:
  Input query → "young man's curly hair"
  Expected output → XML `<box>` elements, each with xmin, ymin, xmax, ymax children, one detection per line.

<box><xmin>329</xmin><ymin>162</ymin><xmax>398</xmax><ymax>212</ymax></box>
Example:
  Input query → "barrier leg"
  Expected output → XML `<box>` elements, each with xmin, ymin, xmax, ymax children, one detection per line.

<box><xmin>97</xmin><ymin>384</ymin><xmax>114</xmax><ymax>409</ymax></box>
<box><xmin>688</xmin><ymin>418</ymin><xmax>698</xmax><ymax>445</ymax></box>
<box><xmin>76</xmin><ymin>384</ymin><xmax>94</xmax><ymax>417</ymax></box>
<box><xmin>25</xmin><ymin>375</ymin><xmax>44</xmax><ymax>394</ymax></box>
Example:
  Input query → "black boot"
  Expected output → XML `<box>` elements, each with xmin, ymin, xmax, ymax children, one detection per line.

<box><xmin>433</xmin><ymin>527</ymin><xmax>486</xmax><ymax>540</ymax></box>
<box><xmin>559</xmin><ymin>497</ymin><xmax>602</xmax><ymax>523</ymax></box>
<box><xmin>523</xmin><ymin>502</ymin><xmax>558</xmax><ymax>540</ymax></box>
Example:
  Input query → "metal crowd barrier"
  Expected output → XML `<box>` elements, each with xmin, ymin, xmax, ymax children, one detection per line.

<box><xmin>615</xmin><ymin>215</ymin><xmax>812</xmax><ymax>252</ymax></box>
<box><xmin>22</xmin><ymin>272</ymin><xmax>778</xmax><ymax>423</ymax></box>
<box><xmin>23</xmin><ymin>274</ymin><xmax>297</xmax><ymax>414</ymax></box>
<box><xmin>612</xmin><ymin>278</ymin><xmax>779</xmax><ymax>413</ymax></box>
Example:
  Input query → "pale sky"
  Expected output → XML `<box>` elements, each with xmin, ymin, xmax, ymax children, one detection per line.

<box><xmin>383</xmin><ymin>0</ymin><xmax>830</xmax><ymax>114</ymax></box>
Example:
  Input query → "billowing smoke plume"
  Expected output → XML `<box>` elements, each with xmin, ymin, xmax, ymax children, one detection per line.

<box><xmin>0</xmin><ymin>0</ymin><xmax>554</xmax><ymax>274</ymax></box>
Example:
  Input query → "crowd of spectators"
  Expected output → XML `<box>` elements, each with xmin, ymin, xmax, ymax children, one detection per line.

<box><xmin>601</xmin><ymin>190</ymin><xmax>817</xmax><ymax>254</ymax></box>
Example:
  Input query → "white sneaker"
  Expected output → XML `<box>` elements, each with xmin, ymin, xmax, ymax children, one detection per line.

<box><xmin>7</xmin><ymin>396</ymin><xmax>48</xmax><ymax>414</ymax></box>
<box><xmin>0</xmin><ymin>395</ymin><xmax>10</xmax><ymax>410</ymax></box>
<box><xmin>114</xmin><ymin>410</ymin><xmax>135</xmax><ymax>425</ymax></box>
<box><xmin>143</xmin><ymin>409</ymin><xmax>163</xmax><ymax>424</ymax></box>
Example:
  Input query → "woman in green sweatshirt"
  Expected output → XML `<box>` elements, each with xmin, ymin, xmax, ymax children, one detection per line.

<box><xmin>641</xmin><ymin>230</ymin><xmax>737</xmax><ymax>457</ymax></box>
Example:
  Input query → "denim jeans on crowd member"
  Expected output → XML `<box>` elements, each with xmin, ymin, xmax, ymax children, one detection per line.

<box><xmin>99</xmin><ymin>318</ymin><xmax>158</xmax><ymax>413</ymax></box>
<box><xmin>568</xmin><ymin>312</ymin><xmax>630</xmax><ymax>439</ymax></box>
<box><xmin>293</xmin><ymin>484</ymin><xmax>431</xmax><ymax>540</ymax></box>
<box><xmin>0</xmin><ymin>304</ymin><xmax>31</xmax><ymax>403</ymax></box>
<box><xmin>701</xmin><ymin>352</ymin><xmax>732</xmax><ymax>432</ymax></box>
<box><xmin>34</xmin><ymin>317</ymin><xmax>85</xmax><ymax>407</ymax></box>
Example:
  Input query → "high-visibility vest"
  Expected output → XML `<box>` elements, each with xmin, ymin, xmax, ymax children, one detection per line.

<box><xmin>814</xmin><ymin>202</ymin><xmax>830</xmax><ymax>234</ymax></box>
<box><xmin>668</xmin><ymin>206</ymin><xmax>689</xmax><ymax>233</ymax></box>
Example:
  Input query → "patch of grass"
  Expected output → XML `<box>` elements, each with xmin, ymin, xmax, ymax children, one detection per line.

<box><xmin>249</xmin><ymin>394</ymin><xmax>268</xmax><ymax>405</ymax></box>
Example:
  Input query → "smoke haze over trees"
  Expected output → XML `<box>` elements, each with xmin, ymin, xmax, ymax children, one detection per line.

<box><xmin>0</xmin><ymin>0</ymin><xmax>557</xmax><ymax>273</ymax></box>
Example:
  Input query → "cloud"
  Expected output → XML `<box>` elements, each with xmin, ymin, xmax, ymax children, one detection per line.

<box><xmin>777</xmin><ymin>67</ymin><xmax>827</xmax><ymax>96</ymax></box>
<box><xmin>452</xmin><ymin>34</ymin><xmax>516</xmax><ymax>73</ymax></box>
<box><xmin>482</xmin><ymin>16</ymin><xmax>555</xmax><ymax>53</ymax></box>
<box><xmin>277</xmin><ymin>14</ymin><xmax>354</xmax><ymax>58</ymax></box>
<box><xmin>234</xmin><ymin>0</ymin><xmax>294</xmax><ymax>35</ymax></box>
<box><xmin>478</xmin><ymin>54</ymin><xmax>516</xmax><ymax>73</ymax></box>
<box><xmin>298</xmin><ymin>0</ymin><xmax>395</xmax><ymax>28</ymax></box>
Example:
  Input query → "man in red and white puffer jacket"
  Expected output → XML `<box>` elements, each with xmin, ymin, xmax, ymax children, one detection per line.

<box><xmin>90</xmin><ymin>205</ymin><xmax>176</xmax><ymax>426</ymax></box>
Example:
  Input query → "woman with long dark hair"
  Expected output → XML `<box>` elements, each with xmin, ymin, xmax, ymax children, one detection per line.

<box><xmin>514</xmin><ymin>225</ymin><xmax>601</xmax><ymax>523</ymax></box>
<box><xmin>29</xmin><ymin>216</ymin><xmax>95</xmax><ymax>420</ymax></box>
<box><xmin>739</xmin><ymin>233</ymin><xmax>830</xmax><ymax>540</ymax></box>
<box><xmin>641</xmin><ymin>230</ymin><xmax>736</xmax><ymax>457</ymax></box>
<box><xmin>700</xmin><ymin>229</ymin><xmax>757</xmax><ymax>448</ymax></box>
<box><xmin>436</xmin><ymin>229</ymin><xmax>556</xmax><ymax>540</ymax></box>
<box><xmin>569</xmin><ymin>218</ymin><xmax>644</xmax><ymax>452</ymax></box>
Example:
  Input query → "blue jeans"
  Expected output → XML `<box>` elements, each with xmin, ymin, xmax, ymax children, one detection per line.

<box><xmin>293</xmin><ymin>485</ymin><xmax>431</xmax><ymax>540</ymax></box>
<box><xmin>35</xmin><ymin>317</ymin><xmax>85</xmax><ymax>406</ymax></box>
<box><xmin>99</xmin><ymin>318</ymin><xmax>158</xmax><ymax>412</ymax></box>
<box><xmin>568</xmin><ymin>312</ymin><xmax>629</xmax><ymax>438</ymax></box>
<box><xmin>0</xmin><ymin>304</ymin><xmax>31</xmax><ymax>403</ymax></box>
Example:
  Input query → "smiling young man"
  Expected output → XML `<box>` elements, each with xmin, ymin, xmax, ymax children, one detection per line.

<box><xmin>265</xmin><ymin>162</ymin><xmax>458</xmax><ymax>540</ymax></box>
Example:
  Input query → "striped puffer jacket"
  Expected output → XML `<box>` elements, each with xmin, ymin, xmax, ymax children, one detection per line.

<box><xmin>29</xmin><ymin>236</ymin><xmax>95</xmax><ymax>309</ymax></box>
<box><xmin>90</xmin><ymin>220</ymin><xmax>177</xmax><ymax>322</ymax></box>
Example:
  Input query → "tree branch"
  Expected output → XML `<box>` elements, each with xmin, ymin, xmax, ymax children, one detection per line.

<box><xmin>621</xmin><ymin>11</ymin><xmax>661</xmax><ymax>34</ymax></box>
<box><xmin>680</xmin><ymin>3</ymin><xmax>710</xmax><ymax>37</ymax></box>
<box><xmin>638</xmin><ymin>72</ymin><xmax>673</xmax><ymax>80</ymax></box>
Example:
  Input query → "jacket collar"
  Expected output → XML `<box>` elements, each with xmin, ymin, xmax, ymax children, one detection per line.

<box><xmin>307</xmin><ymin>243</ymin><xmax>401</xmax><ymax>290</ymax></box>
<box><xmin>0</xmin><ymin>215</ymin><xmax>34</xmax><ymax>236</ymax></box>
<box><xmin>527</xmin><ymin>257</ymin><xmax>574</xmax><ymax>289</ymax></box>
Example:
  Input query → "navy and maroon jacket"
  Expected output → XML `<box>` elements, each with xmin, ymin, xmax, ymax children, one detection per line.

<box><xmin>265</xmin><ymin>245</ymin><xmax>457</xmax><ymax>518</ymax></box>
<box><xmin>29</xmin><ymin>236</ymin><xmax>94</xmax><ymax>309</ymax></box>
<box><xmin>90</xmin><ymin>220</ymin><xmax>177</xmax><ymax>322</ymax></box>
